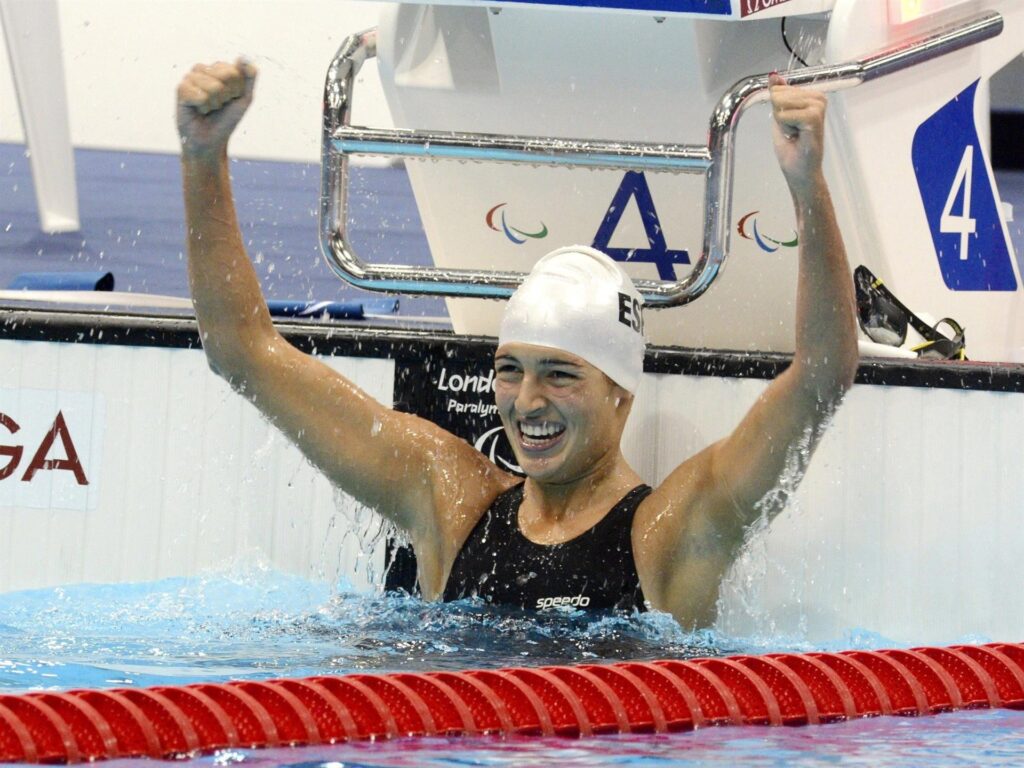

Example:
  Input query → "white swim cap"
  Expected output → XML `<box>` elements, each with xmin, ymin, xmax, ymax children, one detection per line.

<box><xmin>498</xmin><ymin>245</ymin><xmax>646</xmax><ymax>393</ymax></box>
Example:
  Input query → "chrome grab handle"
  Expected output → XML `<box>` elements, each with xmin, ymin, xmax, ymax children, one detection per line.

<box><xmin>320</xmin><ymin>11</ymin><xmax>1002</xmax><ymax>307</ymax></box>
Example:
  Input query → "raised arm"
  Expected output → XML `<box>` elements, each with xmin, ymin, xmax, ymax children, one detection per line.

<box><xmin>177</xmin><ymin>61</ymin><xmax>511</xmax><ymax>595</ymax></box>
<box><xmin>636</xmin><ymin>75</ymin><xmax>858</xmax><ymax>624</ymax></box>
<box><xmin>708</xmin><ymin>74</ymin><xmax>859</xmax><ymax>509</ymax></box>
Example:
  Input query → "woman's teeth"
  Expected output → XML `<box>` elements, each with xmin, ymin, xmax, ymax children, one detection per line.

<box><xmin>519</xmin><ymin>421</ymin><xmax>565</xmax><ymax>445</ymax></box>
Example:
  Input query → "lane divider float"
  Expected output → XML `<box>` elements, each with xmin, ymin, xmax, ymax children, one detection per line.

<box><xmin>1</xmin><ymin>642</ymin><xmax>1023</xmax><ymax>763</ymax></box>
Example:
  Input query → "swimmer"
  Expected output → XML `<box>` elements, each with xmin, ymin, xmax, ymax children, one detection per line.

<box><xmin>177</xmin><ymin>60</ymin><xmax>857</xmax><ymax>626</ymax></box>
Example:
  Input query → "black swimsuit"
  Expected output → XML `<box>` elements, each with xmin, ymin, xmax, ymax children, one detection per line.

<box><xmin>443</xmin><ymin>483</ymin><xmax>652</xmax><ymax>612</ymax></box>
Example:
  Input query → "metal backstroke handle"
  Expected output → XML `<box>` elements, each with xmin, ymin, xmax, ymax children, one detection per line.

<box><xmin>320</xmin><ymin>11</ymin><xmax>1002</xmax><ymax>308</ymax></box>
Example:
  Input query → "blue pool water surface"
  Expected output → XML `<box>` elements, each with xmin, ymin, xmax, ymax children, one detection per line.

<box><xmin>2</xmin><ymin>566</ymin><xmax>1023</xmax><ymax>767</ymax></box>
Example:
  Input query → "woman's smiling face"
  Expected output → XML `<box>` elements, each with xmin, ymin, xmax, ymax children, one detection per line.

<box><xmin>493</xmin><ymin>342</ymin><xmax>633</xmax><ymax>484</ymax></box>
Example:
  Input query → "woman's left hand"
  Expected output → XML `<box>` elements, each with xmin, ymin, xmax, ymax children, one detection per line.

<box><xmin>769</xmin><ymin>72</ymin><xmax>828</xmax><ymax>195</ymax></box>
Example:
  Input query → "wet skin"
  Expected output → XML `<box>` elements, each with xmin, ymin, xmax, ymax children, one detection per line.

<box><xmin>179</xmin><ymin>60</ymin><xmax>858</xmax><ymax>624</ymax></box>
<box><xmin>494</xmin><ymin>343</ymin><xmax>630</xmax><ymax>485</ymax></box>
<box><xmin>493</xmin><ymin>343</ymin><xmax>643</xmax><ymax>545</ymax></box>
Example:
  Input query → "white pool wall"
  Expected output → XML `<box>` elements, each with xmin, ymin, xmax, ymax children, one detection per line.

<box><xmin>4</xmin><ymin>334</ymin><xmax>1024</xmax><ymax>645</ymax></box>
<box><xmin>0</xmin><ymin>337</ymin><xmax>394</xmax><ymax>595</ymax></box>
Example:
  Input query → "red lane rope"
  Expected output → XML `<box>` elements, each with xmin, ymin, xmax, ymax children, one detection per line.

<box><xmin>619</xmin><ymin>662</ymin><xmax>705</xmax><ymax>729</ymax></box>
<box><xmin>2</xmin><ymin>641</ymin><xmax>1023</xmax><ymax>763</ymax></box>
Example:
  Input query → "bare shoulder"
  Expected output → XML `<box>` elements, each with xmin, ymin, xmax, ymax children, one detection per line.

<box><xmin>383</xmin><ymin>409</ymin><xmax>518</xmax><ymax>533</ymax></box>
<box><xmin>423</xmin><ymin>416</ymin><xmax>520</xmax><ymax>540</ymax></box>
<box><xmin>410</xmin><ymin>416</ymin><xmax>521</xmax><ymax>596</ymax></box>
<box><xmin>632</xmin><ymin>444</ymin><xmax>743</xmax><ymax>623</ymax></box>
<box><xmin>633</xmin><ymin>445</ymin><xmax>716</xmax><ymax>548</ymax></box>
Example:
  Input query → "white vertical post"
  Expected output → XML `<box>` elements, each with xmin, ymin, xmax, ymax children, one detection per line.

<box><xmin>0</xmin><ymin>0</ymin><xmax>79</xmax><ymax>233</ymax></box>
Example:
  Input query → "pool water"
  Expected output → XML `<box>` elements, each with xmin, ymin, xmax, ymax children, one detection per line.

<box><xmin>113</xmin><ymin>710</ymin><xmax>1024</xmax><ymax>767</ymax></box>
<box><xmin>2</xmin><ymin>563</ymin><xmax>1022</xmax><ymax>766</ymax></box>
<box><xmin>0</xmin><ymin>563</ymin><xmax>737</xmax><ymax>690</ymax></box>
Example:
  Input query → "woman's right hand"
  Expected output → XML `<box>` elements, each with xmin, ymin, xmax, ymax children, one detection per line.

<box><xmin>176</xmin><ymin>59</ymin><xmax>257</xmax><ymax>161</ymax></box>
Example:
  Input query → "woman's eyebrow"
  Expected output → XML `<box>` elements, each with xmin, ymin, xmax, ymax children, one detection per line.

<box><xmin>494</xmin><ymin>354</ymin><xmax>581</xmax><ymax>367</ymax></box>
<box><xmin>540</xmin><ymin>359</ymin><xmax>582</xmax><ymax>368</ymax></box>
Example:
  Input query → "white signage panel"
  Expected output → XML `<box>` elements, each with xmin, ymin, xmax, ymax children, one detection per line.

<box><xmin>0</xmin><ymin>388</ymin><xmax>104</xmax><ymax>511</ymax></box>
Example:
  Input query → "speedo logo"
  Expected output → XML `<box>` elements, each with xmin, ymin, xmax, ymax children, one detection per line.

<box><xmin>536</xmin><ymin>594</ymin><xmax>591</xmax><ymax>609</ymax></box>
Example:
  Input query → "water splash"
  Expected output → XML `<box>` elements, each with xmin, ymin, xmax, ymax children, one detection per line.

<box><xmin>717</xmin><ymin>408</ymin><xmax>838</xmax><ymax>641</ymax></box>
<box><xmin>0</xmin><ymin>567</ymin><xmax>755</xmax><ymax>693</ymax></box>
<box><xmin>329</xmin><ymin>486</ymin><xmax>392</xmax><ymax>590</ymax></box>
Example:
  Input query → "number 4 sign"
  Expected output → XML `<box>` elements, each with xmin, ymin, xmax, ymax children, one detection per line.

<box><xmin>941</xmin><ymin>145</ymin><xmax>976</xmax><ymax>262</ymax></box>
<box><xmin>912</xmin><ymin>80</ymin><xmax>1016</xmax><ymax>291</ymax></box>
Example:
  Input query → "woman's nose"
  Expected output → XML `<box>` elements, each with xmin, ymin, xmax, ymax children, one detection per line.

<box><xmin>514</xmin><ymin>374</ymin><xmax>546</xmax><ymax>415</ymax></box>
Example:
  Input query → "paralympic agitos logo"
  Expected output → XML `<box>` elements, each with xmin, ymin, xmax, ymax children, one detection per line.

<box><xmin>473</xmin><ymin>426</ymin><xmax>523</xmax><ymax>475</ymax></box>
<box><xmin>485</xmin><ymin>203</ymin><xmax>549</xmax><ymax>245</ymax></box>
<box><xmin>737</xmin><ymin>211</ymin><xmax>798</xmax><ymax>253</ymax></box>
